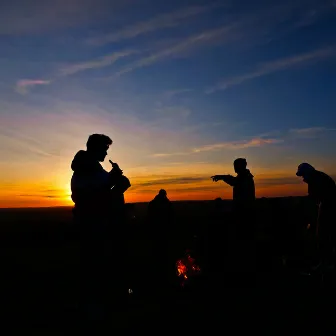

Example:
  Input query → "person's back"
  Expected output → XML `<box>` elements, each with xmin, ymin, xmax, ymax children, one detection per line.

<box><xmin>71</xmin><ymin>150</ymin><xmax>113</xmax><ymax>219</ymax></box>
<box><xmin>233</xmin><ymin>168</ymin><xmax>255</xmax><ymax>210</ymax></box>
<box><xmin>297</xmin><ymin>163</ymin><xmax>336</xmax><ymax>269</ymax></box>
<box><xmin>307</xmin><ymin>170</ymin><xmax>336</xmax><ymax>204</ymax></box>
<box><xmin>148</xmin><ymin>189</ymin><xmax>172</xmax><ymax>223</ymax></box>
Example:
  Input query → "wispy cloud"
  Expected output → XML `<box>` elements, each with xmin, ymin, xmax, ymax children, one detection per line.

<box><xmin>192</xmin><ymin>138</ymin><xmax>283</xmax><ymax>152</ymax></box>
<box><xmin>152</xmin><ymin>137</ymin><xmax>282</xmax><ymax>157</ymax></box>
<box><xmin>135</xmin><ymin>176</ymin><xmax>209</xmax><ymax>187</ymax></box>
<box><xmin>255</xmin><ymin>176</ymin><xmax>301</xmax><ymax>186</ymax></box>
<box><xmin>151</xmin><ymin>126</ymin><xmax>336</xmax><ymax>158</ymax></box>
<box><xmin>289</xmin><ymin>127</ymin><xmax>336</xmax><ymax>138</ymax></box>
<box><xmin>155</xmin><ymin>106</ymin><xmax>191</xmax><ymax>119</ymax></box>
<box><xmin>103</xmin><ymin>2</ymin><xmax>334</xmax><ymax>80</ymax></box>
<box><xmin>86</xmin><ymin>4</ymin><xmax>222</xmax><ymax>46</ymax></box>
<box><xmin>0</xmin><ymin>0</ymin><xmax>129</xmax><ymax>35</ymax></box>
<box><xmin>18</xmin><ymin>194</ymin><xmax>60</xmax><ymax>198</ymax></box>
<box><xmin>0</xmin><ymin>130</ymin><xmax>59</xmax><ymax>158</ymax></box>
<box><xmin>15</xmin><ymin>79</ymin><xmax>50</xmax><ymax>94</ymax></box>
<box><xmin>59</xmin><ymin>50</ymin><xmax>136</xmax><ymax>76</ymax></box>
<box><xmin>162</xmin><ymin>89</ymin><xmax>193</xmax><ymax>99</ymax></box>
<box><xmin>15</xmin><ymin>50</ymin><xmax>135</xmax><ymax>94</ymax></box>
<box><xmin>206</xmin><ymin>46</ymin><xmax>336</xmax><ymax>93</ymax></box>
<box><xmin>112</xmin><ymin>24</ymin><xmax>239</xmax><ymax>78</ymax></box>
<box><xmin>152</xmin><ymin>152</ymin><xmax>189</xmax><ymax>158</ymax></box>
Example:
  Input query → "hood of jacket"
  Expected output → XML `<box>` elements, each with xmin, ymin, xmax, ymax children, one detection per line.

<box><xmin>238</xmin><ymin>169</ymin><xmax>254</xmax><ymax>178</ymax></box>
<box><xmin>71</xmin><ymin>150</ymin><xmax>100</xmax><ymax>173</ymax></box>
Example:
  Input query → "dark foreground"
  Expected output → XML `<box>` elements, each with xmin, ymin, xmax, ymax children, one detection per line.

<box><xmin>0</xmin><ymin>198</ymin><xmax>335</xmax><ymax>333</ymax></box>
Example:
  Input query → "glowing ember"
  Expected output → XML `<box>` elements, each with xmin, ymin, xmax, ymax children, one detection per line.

<box><xmin>177</xmin><ymin>260</ymin><xmax>188</xmax><ymax>279</ymax></box>
<box><xmin>176</xmin><ymin>253</ymin><xmax>201</xmax><ymax>285</ymax></box>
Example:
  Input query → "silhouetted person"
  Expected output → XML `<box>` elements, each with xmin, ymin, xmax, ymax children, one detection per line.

<box><xmin>71</xmin><ymin>134</ymin><xmax>131</xmax><ymax>319</ymax></box>
<box><xmin>211</xmin><ymin>158</ymin><xmax>256</xmax><ymax>278</ymax></box>
<box><xmin>211</xmin><ymin>158</ymin><xmax>255</xmax><ymax>235</ymax></box>
<box><xmin>147</xmin><ymin>190</ymin><xmax>174</xmax><ymax>291</ymax></box>
<box><xmin>214</xmin><ymin>197</ymin><xmax>223</xmax><ymax>211</ymax></box>
<box><xmin>148</xmin><ymin>189</ymin><xmax>173</xmax><ymax>223</ymax></box>
<box><xmin>71</xmin><ymin>136</ymin><xmax>128</xmax><ymax>218</ymax></box>
<box><xmin>296</xmin><ymin>163</ymin><xmax>336</xmax><ymax>269</ymax></box>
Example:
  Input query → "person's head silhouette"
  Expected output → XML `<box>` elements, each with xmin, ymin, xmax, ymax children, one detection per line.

<box><xmin>296</xmin><ymin>163</ymin><xmax>315</xmax><ymax>180</ymax></box>
<box><xmin>86</xmin><ymin>134</ymin><xmax>112</xmax><ymax>162</ymax></box>
<box><xmin>158</xmin><ymin>189</ymin><xmax>167</xmax><ymax>197</ymax></box>
<box><xmin>234</xmin><ymin>158</ymin><xmax>247</xmax><ymax>174</ymax></box>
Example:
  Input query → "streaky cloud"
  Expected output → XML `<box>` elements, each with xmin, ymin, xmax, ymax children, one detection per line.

<box><xmin>193</xmin><ymin>138</ymin><xmax>283</xmax><ymax>153</ymax></box>
<box><xmin>59</xmin><ymin>50</ymin><xmax>136</xmax><ymax>76</ymax></box>
<box><xmin>135</xmin><ymin>176</ymin><xmax>209</xmax><ymax>187</ymax></box>
<box><xmin>289</xmin><ymin>127</ymin><xmax>336</xmax><ymax>138</ymax></box>
<box><xmin>111</xmin><ymin>24</ymin><xmax>239</xmax><ymax>78</ymax></box>
<box><xmin>86</xmin><ymin>3</ymin><xmax>223</xmax><ymax>46</ymax></box>
<box><xmin>206</xmin><ymin>46</ymin><xmax>336</xmax><ymax>93</ymax></box>
<box><xmin>15</xmin><ymin>79</ymin><xmax>50</xmax><ymax>94</ymax></box>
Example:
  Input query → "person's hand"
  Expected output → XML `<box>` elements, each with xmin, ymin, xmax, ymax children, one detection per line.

<box><xmin>211</xmin><ymin>175</ymin><xmax>221</xmax><ymax>182</ymax></box>
<box><xmin>109</xmin><ymin>160</ymin><xmax>119</xmax><ymax>169</ymax></box>
<box><xmin>109</xmin><ymin>160</ymin><xmax>123</xmax><ymax>173</ymax></box>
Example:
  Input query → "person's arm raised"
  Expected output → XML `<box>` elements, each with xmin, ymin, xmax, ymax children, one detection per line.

<box><xmin>211</xmin><ymin>175</ymin><xmax>224</xmax><ymax>182</ymax></box>
<box><xmin>221</xmin><ymin>175</ymin><xmax>236</xmax><ymax>186</ymax></box>
<box><xmin>211</xmin><ymin>175</ymin><xmax>236</xmax><ymax>186</ymax></box>
<box><xmin>108</xmin><ymin>160</ymin><xmax>124</xmax><ymax>185</ymax></box>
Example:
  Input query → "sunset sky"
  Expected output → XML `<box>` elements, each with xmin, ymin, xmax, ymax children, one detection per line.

<box><xmin>1</xmin><ymin>0</ymin><xmax>336</xmax><ymax>207</ymax></box>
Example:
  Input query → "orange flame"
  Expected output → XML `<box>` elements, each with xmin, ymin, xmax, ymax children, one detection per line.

<box><xmin>177</xmin><ymin>259</ymin><xmax>188</xmax><ymax>279</ymax></box>
<box><xmin>176</xmin><ymin>253</ymin><xmax>201</xmax><ymax>285</ymax></box>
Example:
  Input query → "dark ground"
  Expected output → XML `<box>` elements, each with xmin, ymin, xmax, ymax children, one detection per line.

<box><xmin>0</xmin><ymin>197</ymin><xmax>335</xmax><ymax>333</ymax></box>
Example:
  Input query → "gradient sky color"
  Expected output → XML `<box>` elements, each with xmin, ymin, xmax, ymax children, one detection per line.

<box><xmin>1</xmin><ymin>0</ymin><xmax>336</xmax><ymax>207</ymax></box>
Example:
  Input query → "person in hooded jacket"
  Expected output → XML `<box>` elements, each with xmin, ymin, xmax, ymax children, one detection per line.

<box><xmin>211</xmin><ymin>158</ymin><xmax>256</xmax><ymax>278</ymax></box>
<box><xmin>296</xmin><ymin>163</ymin><xmax>336</xmax><ymax>269</ymax></box>
<box><xmin>71</xmin><ymin>134</ymin><xmax>131</xmax><ymax>318</ymax></box>
<box><xmin>71</xmin><ymin>134</ymin><xmax>130</xmax><ymax>220</ymax></box>
<box><xmin>211</xmin><ymin>158</ymin><xmax>256</xmax><ymax>233</ymax></box>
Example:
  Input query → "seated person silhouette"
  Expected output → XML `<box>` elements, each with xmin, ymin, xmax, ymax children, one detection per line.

<box><xmin>147</xmin><ymin>189</ymin><xmax>173</xmax><ymax>224</ymax></box>
<box><xmin>147</xmin><ymin>189</ymin><xmax>174</xmax><ymax>288</ymax></box>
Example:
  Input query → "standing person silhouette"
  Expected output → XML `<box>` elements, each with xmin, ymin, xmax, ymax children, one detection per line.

<box><xmin>211</xmin><ymin>158</ymin><xmax>255</xmax><ymax>232</ymax></box>
<box><xmin>71</xmin><ymin>134</ymin><xmax>131</xmax><ymax>320</ymax></box>
<box><xmin>211</xmin><ymin>158</ymin><xmax>256</xmax><ymax>279</ymax></box>
<box><xmin>296</xmin><ymin>163</ymin><xmax>336</xmax><ymax>271</ymax></box>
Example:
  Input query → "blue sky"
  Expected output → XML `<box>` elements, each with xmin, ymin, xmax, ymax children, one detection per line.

<box><xmin>1</xmin><ymin>0</ymin><xmax>336</xmax><ymax>206</ymax></box>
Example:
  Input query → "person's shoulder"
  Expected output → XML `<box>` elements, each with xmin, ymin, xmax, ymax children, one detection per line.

<box><xmin>240</xmin><ymin>171</ymin><xmax>254</xmax><ymax>180</ymax></box>
<box><xmin>316</xmin><ymin>171</ymin><xmax>335</xmax><ymax>185</ymax></box>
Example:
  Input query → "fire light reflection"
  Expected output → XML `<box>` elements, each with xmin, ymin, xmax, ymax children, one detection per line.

<box><xmin>176</xmin><ymin>253</ymin><xmax>201</xmax><ymax>286</ymax></box>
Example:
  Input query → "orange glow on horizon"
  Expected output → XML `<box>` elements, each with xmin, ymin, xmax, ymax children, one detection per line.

<box><xmin>0</xmin><ymin>183</ymin><xmax>308</xmax><ymax>208</ymax></box>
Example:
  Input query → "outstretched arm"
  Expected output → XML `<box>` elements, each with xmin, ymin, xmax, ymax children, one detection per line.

<box><xmin>221</xmin><ymin>175</ymin><xmax>236</xmax><ymax>186</ymax></box>
<box><xmin>211</xmin><ymin>175</ymin><xmax>236</xmax><ymax>186</ymax></box>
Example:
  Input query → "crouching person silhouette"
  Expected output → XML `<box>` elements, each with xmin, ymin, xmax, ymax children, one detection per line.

<box><xmin>296</xmin><ymin>163</ymin><xmax>336</xmax><ymax>273</ymax></box>
<box><xmin>71</xmin><ymin>134</ymin><xmax>131</xmax><ymax>321</ymax></box>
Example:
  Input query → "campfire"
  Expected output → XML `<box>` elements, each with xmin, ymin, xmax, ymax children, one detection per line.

<box><xmin>176</xmin><ymin>252</ymin><xmax>201</xmax><ymax>286</ymax></box>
